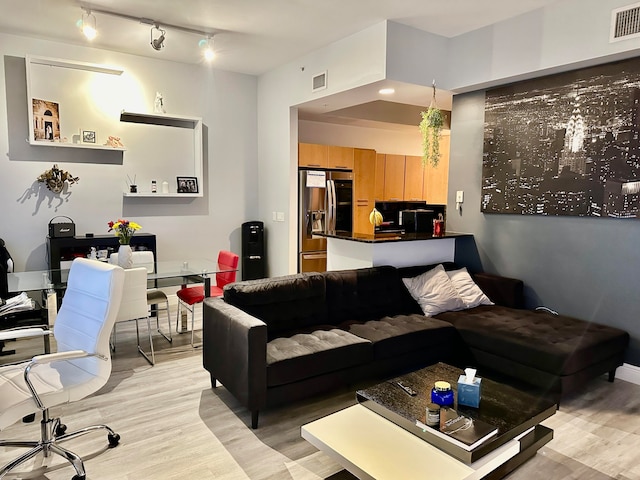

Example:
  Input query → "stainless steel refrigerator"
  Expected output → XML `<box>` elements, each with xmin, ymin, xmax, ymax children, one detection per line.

<box><xmin>298</xmin><ymin>169</ymin><xmax>353</xmax><ymax>272</ymax></box>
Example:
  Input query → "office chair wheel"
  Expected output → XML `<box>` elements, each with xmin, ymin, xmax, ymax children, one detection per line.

<box><xmin>72</xmin><ymin>475</ymin><xmax>86</xmax><ymax>480</ymax></box>
<box><xmin>108</xmin><ymin>432</ymin><xmax>121</xmax><ymax>447</ymax></box>
<box><xmin>55</xmin><ymin>423</ymin><xmax>67</xmax><ymax>436</ymax></box>
<box><xmin>22</xmin><ymin>413</ymin><xmax>36</xmax><ymax>423</ymax></box>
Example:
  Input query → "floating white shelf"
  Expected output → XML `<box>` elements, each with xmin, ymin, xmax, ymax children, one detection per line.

<box><xmin>27</xmin><ymin>56</ymin><xmax>124</xmax><ymax>75</ymax></box>
<box><xmin>123</xmin><ymin>192</ymin><xmax>202</xmax><ymax>198</ymax></box>
<box><xmin>120</xmin><ymin>111</ymin><xmax>201</xmax><ymax>129</ymax></box>
<box><xmin>26</xmin><ymin>139</ymin><xmax>126</xmax><ymax>151</ymax></box>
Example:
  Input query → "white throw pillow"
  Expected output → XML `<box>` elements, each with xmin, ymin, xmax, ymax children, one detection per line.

<box><xmin>446</xmin><ymin>268</ymin><xmax>494</xmax><ymax>308</ymax></box>
<box><xmin>402</xmin><ymin>264</ymin><xmax>466</xmax><ymax>316</ymax></box>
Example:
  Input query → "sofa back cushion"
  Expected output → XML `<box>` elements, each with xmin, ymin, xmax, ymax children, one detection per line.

<box><xmin>223</xmin><ymin>273</ymin><xmax>327</xmax><ymax>338</ymax></box>
<box><xmin>324</xmin><ymin>266</ymin><xmax>415</xmax><ymax>324</ymax></box>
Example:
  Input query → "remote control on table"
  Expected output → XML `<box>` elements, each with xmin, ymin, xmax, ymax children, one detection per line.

<box><xmin>396</xmin><ymin>381</ymin><xmax>417</xmax><ymax>396</ymax></box>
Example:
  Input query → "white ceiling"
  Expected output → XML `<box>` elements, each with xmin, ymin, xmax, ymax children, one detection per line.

<box><xmin>0</xmin><ymin>0</ymin><xmax>563</xmax><ymax>130</ymax></box>
<box><xmin>0</xmin><ymin>0</ymin><xmax>563</xmax><ymax>76</ymax></box>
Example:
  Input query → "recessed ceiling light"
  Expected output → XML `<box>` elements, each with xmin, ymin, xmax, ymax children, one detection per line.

<box><xmin>379</xmin><ymin>88</ymin><xmax>395</xmax><ymax>95</ymax></box>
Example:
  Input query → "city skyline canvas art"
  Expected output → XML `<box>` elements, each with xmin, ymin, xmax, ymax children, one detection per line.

<box><xmin>482</xmin><ymin>57</ymin><xmax>640</xmax><ymax>218</ymax></box>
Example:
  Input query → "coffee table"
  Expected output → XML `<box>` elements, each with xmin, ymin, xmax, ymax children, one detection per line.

<box><xmin>301</xmin><ymin>363</ymin><xmax>556</xmax><ymax>479</ymax></box>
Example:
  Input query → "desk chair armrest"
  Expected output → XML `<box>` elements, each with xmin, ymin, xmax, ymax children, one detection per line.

<box><xmin>0</xmin><ymin>326</ymin><xmax>50</xmax><ymax>341</ymax></box>
<box><xmin>24</xmin><ymin>350</ymin><xmax>102</xmax><ymax>409</ymax></box>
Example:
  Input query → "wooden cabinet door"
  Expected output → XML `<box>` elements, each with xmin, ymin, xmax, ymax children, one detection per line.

<box><xmin>404</xmin><ymin>155</ymin><xmax>424</xmax><ymax>201</ymax></box>
<box><xmin>423</xmin><ymin>135</ymin><xmax>450</xmax><ymax>204</ymax></box>
<box><xmin>353</xmin><ymin>148</ymin><xmax>376</xmax><ymax>235</ymax></box>
<box><xmin>328</xmin><ymin>146</ymin><xmax>354</xmax><ymax>170</ymax></box>
<box><xmin>299</xmin><ymin>143</ymin><xmax>328</xmax><ymax>168</ymax></box>
<box><xmin>375</xmin><ymin>154</ymin><xmax>385</xmax><ymax>201</ymax></box>
<box><xmin>383</xmin><ymin>154</ymin><xmax>405</xmax><ymax>201</ymax></box>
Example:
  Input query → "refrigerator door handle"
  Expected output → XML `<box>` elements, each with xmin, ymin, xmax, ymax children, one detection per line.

<box><xmin>327</xmin><ymin>179</ymin><xmax>337</xmax><ymax>232</ymax></box>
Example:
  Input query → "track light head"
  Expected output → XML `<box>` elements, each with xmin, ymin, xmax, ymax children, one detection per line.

<box><xmin>150</xmin><ymin>24</ymin><xmax>166</xmax><ymax>51</ymax></box>
<box><xmin>81</xmin><ymin>9</ymin><xmax>97</xmax><ymax>40</ymax></box>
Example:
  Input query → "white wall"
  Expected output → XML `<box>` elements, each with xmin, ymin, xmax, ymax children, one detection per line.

<box><xmin>298</xmin><ymin>120</ymin><xmax>422</xmax><ymax>156</ymax></box>
<box><xmin>258</xmin><ymin>22</ymin><xmax>388</xmax><ymax>277</ymax></box>
<box><xmin>0</xmin><ymin>32</ymin><xmax>258</xmax><ymax>272</ymax></box>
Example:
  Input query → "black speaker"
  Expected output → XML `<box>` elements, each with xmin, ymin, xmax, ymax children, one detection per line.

<box><xmin>242</xmin><ymin>221</ymin><xmax>265</xmax><ymax>280</ymax></box>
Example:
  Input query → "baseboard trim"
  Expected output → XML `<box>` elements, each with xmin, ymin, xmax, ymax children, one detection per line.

<box><xmin>615</xmin><ymin>363</ymin><xmax>640</xmax><ymax>385</ymax></box>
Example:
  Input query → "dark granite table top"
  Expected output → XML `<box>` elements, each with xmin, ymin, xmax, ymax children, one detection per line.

<box><xmin>356</xmin><ymin>362</ymin><xmax>557</xmax><ymax>463</ymax></box>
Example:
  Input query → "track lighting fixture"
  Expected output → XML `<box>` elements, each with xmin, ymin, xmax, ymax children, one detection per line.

<box><xmin>81</xmin><ymin>9</ymin><xmax>97</xmax><ymax>40</ymax></box>
<box><xmin>150</xmin><ymin>24</ymin><xmax>166</xmax><ymax>51</ymax></box>
<box><xmin>78</xmin><ymin>4</ymin><xmax>218</xmax><ymax>60</ymax></box>
<box><xmin>199</xmin><ymin>36</ymin><xmax>215</xmax><ymax>61</ymax></box>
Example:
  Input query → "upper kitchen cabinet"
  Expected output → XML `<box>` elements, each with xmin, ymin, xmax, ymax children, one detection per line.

<box><xmin>383</xmin><ymin>154</ymin><xmax>405</xmax><ymax>201</ymax></box>
<box><xmin>299</xmin><ymin>143</ymin><xmax>354</xmax><ymax>170</ymax></box>
<box><xmin>404</xmin><ymin>155</ymin><xmax>424</xmax><ymax>201</ymax></box>
<box><xmin>374</xmin><ymin>153</ymin><xmax>385</xmax><ymax>201</ymax></box>
<box><xmin>423</xmin><ymin>134</ymin><xmax>450</xmax><ymax>204</ymax></box>
<box><xmin>299</xmin><ymin>143</ymin><xmax>328</xmax><ymax>168</ymax></box>
<box><xmin>328</xmin><ymin>146</ymin><xmax>354</xmax><ymax>170</ymax></box>
<box><xmin>353</xmin><ymin>148</ymin><xmax>376</xmax><ymax>235</ymax></box>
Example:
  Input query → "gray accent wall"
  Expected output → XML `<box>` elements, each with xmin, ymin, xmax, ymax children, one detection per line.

<box><xmin>447</xmin><ymin>90</ymin><xmax>640</xmax><ymax>365</ymax></box>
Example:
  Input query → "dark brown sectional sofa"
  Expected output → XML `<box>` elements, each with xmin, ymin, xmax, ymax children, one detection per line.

<box><xmin>202</xmin><ymin>263</ymin><xmax>629</xmax><ymax>428</ymax></box>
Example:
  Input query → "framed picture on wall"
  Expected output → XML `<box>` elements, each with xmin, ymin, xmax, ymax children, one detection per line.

<box><xmin>32</xmin><ymin>99</ymin><xmax>61</xmax><ymax>142</ymax></box>
<box><xmin>177</xmin><ymin>176</ymin><xmax>198</xmax><ymax>193</ymax></box>
<box><xmin>81</xmin><ymin>129</ymin><xmax>96</xmax><ymax>144</ymax></box>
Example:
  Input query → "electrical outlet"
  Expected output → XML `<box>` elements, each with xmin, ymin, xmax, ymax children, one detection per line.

<box><xmin>456</xmin><ymin>190</ymin><xmax>464</xmax><ymax>203</ymax></box>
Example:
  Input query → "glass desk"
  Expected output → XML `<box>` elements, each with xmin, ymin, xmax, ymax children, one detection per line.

<box><xmin>7</xmin><ymin>259</ymin><xmax>237</xmax><ymax>296</ymax></box>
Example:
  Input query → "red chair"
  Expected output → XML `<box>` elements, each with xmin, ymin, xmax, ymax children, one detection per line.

<box><xmin>175</xmin><ymin>250</ymin><xmax>239</xmax><ymax>347</ymax></box>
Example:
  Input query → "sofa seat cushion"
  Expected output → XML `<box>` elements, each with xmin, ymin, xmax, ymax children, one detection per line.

<box><xmin>345</xmin><ymin>314</ymin><xmax>458</xmax><ymax>360</ymax></box>
<box><xmin>437</xmin><ymin>306</ymin><xmax>630</xmax><ymax>376</ymax></box>
<box><xmin>266</xmin><ymin>329</ymin><xmax>372</xmax><ymax>387</ymax></box>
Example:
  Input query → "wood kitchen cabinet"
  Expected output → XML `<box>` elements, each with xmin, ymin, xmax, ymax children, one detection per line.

<box><xmin>383</xmin><ymin>154</ymin><xmax>405</xmax><ymax>201</ymax></box>
<box><xmin>328</xmin><ymin>146</ymin><xmax>354</xmax><ymax>170</ymax></box>
<box><xmin>299</xmin><ymin>143</ymin><xmax>328</xmax><ymax>168</ymax></box>
<box><xmin>404</xmin><ymin>155</ymin><xmax>424</xmax><ymax>201</ymax></box>
<box><xmin>423</xmin><ymin>134</ymin><xmax>450</xmax><ymax>204</ymax></box>
<box><xmin>374</xmin><ymin>153</ymin><xmax>386</xmax><ymax>201</ymax></box>
<box><xmin>353</xmin><ymin>148</ymin><xmax>376</xmax><ymax>235</ymax></box>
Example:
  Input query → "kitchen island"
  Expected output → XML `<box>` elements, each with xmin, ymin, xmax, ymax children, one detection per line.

<box><xmin>318</xmin><ymin>231</ymin><xmax>472</xmax><ymax>271</ymax></box>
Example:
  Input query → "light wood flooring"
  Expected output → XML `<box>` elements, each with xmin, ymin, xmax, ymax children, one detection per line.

<box><xmin>1</xmin><ymin>305</ymin><xmax>640</xmax><ymax>479</ymax></box>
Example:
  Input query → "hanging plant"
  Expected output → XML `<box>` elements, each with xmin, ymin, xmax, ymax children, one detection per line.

<box><xmin>419</xmin><ymin>82</ymin><xmax>444</xmax><ymax>168</ymax></box>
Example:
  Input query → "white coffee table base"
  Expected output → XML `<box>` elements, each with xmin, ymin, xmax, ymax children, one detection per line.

<box><xmin>301</xmin><ymin>405</ymin><xmax>550</xmax><ymax>480</ymax></box>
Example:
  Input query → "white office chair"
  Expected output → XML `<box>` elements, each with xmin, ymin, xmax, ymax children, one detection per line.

<box><xmin>0</xmin><ymin>258</ymin><xmax>124</xmax><ymax>480</ymax></box>
<box><xmin>109</xmin><ymin>250</ymin><xmax>172</xmax><ymax>345</ymax></box>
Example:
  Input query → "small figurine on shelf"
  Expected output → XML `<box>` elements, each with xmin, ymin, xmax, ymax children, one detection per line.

<box><xmin>154</xmin><ymin>91</ymin><xmax>166</xmax><ymax>113</ymax></box>
<box><xmin>105</xmin><ymin>136</ymin><xmax>124</xmax><ymax>148</ymax></box>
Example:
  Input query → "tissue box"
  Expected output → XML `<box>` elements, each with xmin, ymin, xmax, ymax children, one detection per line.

<box><xmin>457</xmin><ymin>375</ymin><xmax>482</xmax><ymax>408</ymax></box>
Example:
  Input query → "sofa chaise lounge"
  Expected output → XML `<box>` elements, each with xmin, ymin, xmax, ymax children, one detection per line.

<box><xmin>203</xmin><ymin>263</ymin><xmax>629</xmax><ymax>428</ymax></box>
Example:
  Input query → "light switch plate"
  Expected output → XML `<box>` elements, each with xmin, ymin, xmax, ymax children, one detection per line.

<box><xmin>276</xmin><ymin>212</ymin><xmax>285</xmax><ymax>222</ymax></box>
<box><xmin>456</xmin><ymin>190</ymin><xmax>464</xmax><ymax>203</ymax></box>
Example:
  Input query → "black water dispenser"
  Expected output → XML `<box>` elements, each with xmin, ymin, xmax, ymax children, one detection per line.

<box><xmin>241</xmin><ymin>221</ymin><xmax>265</xmax><ymax>280</ymax></box>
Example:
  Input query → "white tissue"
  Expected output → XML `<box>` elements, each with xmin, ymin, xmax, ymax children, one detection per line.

<box><xmin>464</xmin><ymin>368</ymin><xmax>477</xmax><ymax>384</ymax></box>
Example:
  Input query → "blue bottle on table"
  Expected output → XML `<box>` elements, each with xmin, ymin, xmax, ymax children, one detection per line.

<box><xmin>431</xmin><ymin>381</ymin><xmax>454</xmax><ymax>407</ymax></box>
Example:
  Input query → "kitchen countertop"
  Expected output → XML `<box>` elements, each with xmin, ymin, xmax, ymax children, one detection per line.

<box><xmin>317</xmin><ymin>230</ymin><xmax>472</xmax><ymax>244</ymax></box>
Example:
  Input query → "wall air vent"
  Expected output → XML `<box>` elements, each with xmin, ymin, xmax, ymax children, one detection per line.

<box><xmin>312</xmin><ymin>71</ymin><xmax>327</xmax><ymax>92</ymax></box>
<box><xmin>611</xmin><ymin>3</ymin><xmax>640</xmax><ymax>42</ymax></box>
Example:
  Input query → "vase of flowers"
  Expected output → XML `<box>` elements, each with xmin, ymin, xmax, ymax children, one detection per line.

<box><xmin>108</xmin><ymin>219</ymin><xmax>142</xmax><ymax>269</ymax></box>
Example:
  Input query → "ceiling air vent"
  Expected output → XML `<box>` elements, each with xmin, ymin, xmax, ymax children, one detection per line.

<box><xmin>611</xmin><ymin>3</ymin><xmax>640</xmax><ymax>42</ymax></box>
<box><xmin>312</xmin><ymin>71</ymin><xmax>327</xmax><ymax>92</ymax></box>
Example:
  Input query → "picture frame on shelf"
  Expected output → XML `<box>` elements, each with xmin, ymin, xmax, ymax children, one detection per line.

<box><xmin>81</xmin><ymin>129</ymin><xmax>96</xmax><ymax>144</ymax></box>
<box><xmin>177</xmin><ymin>176</ymin><xmax>198</xmax><ymax>193</ymax></box>
<box><xmin>32</xmin><ymin>99</ymin><xmax>61</xmax><ymax>142</ymax></box>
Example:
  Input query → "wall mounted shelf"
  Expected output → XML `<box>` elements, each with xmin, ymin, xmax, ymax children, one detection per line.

<box><xmin>120</xmin><ymin>111</ymin><xmax>203</xmax><ymax>198</ymax></box>
<box><xmin>123</xmin><ymin>192</ymin><xmax>201</xmax><ymax>198</ymax></box>
<box><xmin>26</xmin><ymin>139</ymin><xmax>126</xmax><ymax>151</ymax></box>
